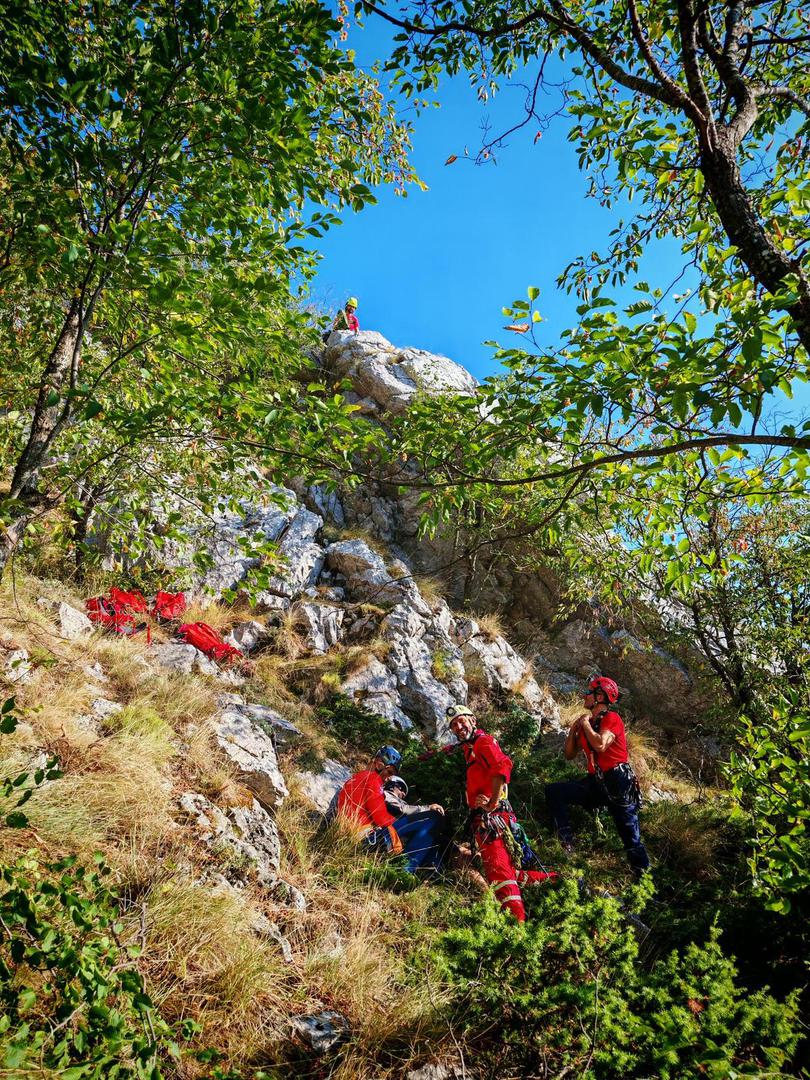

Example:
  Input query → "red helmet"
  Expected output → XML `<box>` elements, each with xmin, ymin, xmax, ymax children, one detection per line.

<box><xmin>589</xmin><ymin>676</ymin><xmax>620</xmax><ymax>704</ymax></box>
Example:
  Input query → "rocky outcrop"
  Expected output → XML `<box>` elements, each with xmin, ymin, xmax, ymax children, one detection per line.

<box><xmin>322</xmin><ymin>330</ymin><xmax>477</xmax><ymax>418</ymax></box>
<box><xmin>291</xmin><ymin>601</ymin><xmax>344</xmax><ymax>655</ymax></box>
<box><xmin>212</xmin><ymin>708</ymin><xmax>289</xmax><ymax>810</ymax></box>
<box><xmin>455</xmin><ymin>618</ymin><xmax>558</xmax><ymax>723</ymax></box>
<box><xmin>180</xmin><ymin>791</ymin><xmax>281</xmax><ymax>886</ymax></box>
<box><xmin>296</xmin><ymin>759</ymin><xmax>353</xmax><ymax>813</ymax></box>
<box><xmin>256</xmin><ymin>506</ymin><xmax>325</xmax><ymax>609</ymax></box>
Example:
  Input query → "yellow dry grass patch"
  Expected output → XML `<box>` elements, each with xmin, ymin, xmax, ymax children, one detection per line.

<box><xmin>139</xmin><ymin>875</ymin><xmax>291</xmax><ymax>1065</ymax></box>
<box><xmin>472</xmin><ymin>610</ymin><xmax>505</xmax><ymax>642</ymax></box>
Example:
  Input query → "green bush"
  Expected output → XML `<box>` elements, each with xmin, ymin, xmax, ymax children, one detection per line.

<box><xmin>317</xmin><ymin>695</ymin><xmax>410</xmax><ymax>760</ymax></box>
<box><xmin>432</xmin><ymin>878</ymin><xmax>802</xmax><ymax>1079</ymax></box>
<box><xmin>0</xmin><ymin>851</ymin><xmax>190</xmax><ymax>1078</ymax></box>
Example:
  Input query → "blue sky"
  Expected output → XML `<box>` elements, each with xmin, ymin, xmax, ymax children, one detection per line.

<box><xmin>312</xmin><ymin>17</ymin><xmax>807</xmax><ymax>422</ymax></box>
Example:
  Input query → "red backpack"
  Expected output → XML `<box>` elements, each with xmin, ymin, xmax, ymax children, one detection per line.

<box><xmin>108</xmin><ymin>587</ymin><xmax>148</xmax><ymax>613</ymax></box>
<box><xmin>177</xmin><ymin>622</ymin><xmax>243</xmax><ymax>664</ymax></box>
<box><xmin>86</xmin><ymin>592</ymin><xmax>146</xmax><ymax>635</ymax></box>
<box><xmin>152</xmin><ymin>591</ymin><xmax>186</xmax><ymax>622</ymax></box>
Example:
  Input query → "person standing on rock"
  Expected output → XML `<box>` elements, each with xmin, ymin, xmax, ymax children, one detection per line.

<box><xmin>336</xmin><ymin>746</ymin><xmax>447</xmax><ymax>872</ymax></box>
<box><xmin>446</xmin><ymin>704</ymin><xmax>558</xmax><ymax>921</ymax></box>
<box><xmin>332</xmin><ymin>296</ymin><xmax>360</xmax><ymax>333</ymax></box>
<box><xmin>545</xmin><ymin>676</ymin><xmax>650</xmax><ymax>876</ymax></box>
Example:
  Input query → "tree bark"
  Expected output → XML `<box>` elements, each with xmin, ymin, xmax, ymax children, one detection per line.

<box><xmin>10</xmin><ymin>297</ymin><xmax>84</xmax><ymax>501</ymax></box>
<box><xmin>699</xmin><ymin>128</ymin><xmax>810</xmax><ymax>352</ymax></box>
<box><xmin>0</xmin><ymin>297</ymin><xmax>86</xmax><ymax>577</ymax></box>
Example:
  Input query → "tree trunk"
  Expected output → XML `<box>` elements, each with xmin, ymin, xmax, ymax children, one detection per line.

<box><xmin>1</xmin><ymin>298</ymin><xmax>85</xmax><ymax>578</ymax></box>
<box><xmin>10</xmin><ymin>297</ymin><xmax>83</xmax><ymax>501</ymax></box>
<box><xmin>700</xmin><ymin>130</ymin><xmax>810</xmax><ymax>353</ymax></box>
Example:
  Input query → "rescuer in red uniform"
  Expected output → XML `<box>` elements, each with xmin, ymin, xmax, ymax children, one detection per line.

<box><xmin>545</xmin><ymin>676</ymin><xmax>650</xmax><ymax>876</ymax></box>
<box><xmin>446</xmin><ymin>704</ymin><xmax>557</xmax><ymax>921</ymax></box>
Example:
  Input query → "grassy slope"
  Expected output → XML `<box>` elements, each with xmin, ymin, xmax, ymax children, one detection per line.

<box><xmin>1</xmin><ymin>568</ymin><xmax>806</xmax><ymax>1077</ymax></box>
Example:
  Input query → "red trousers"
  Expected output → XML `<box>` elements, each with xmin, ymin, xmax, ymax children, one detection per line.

<box><xmin>478</xmin><ymin>834</ymin><xmax>557</xmax><ymax>921</ymax></box>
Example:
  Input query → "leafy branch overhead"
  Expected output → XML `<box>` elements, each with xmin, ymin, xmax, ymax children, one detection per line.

<box><xmin>0</xmin><ymin>0</ymin><xmax>416</xmax><ymax>575</ymax></box>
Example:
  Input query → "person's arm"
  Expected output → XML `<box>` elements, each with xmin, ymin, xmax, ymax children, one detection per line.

<box><xmin>580</xmin><ymin>716</ymin><xmax>616</xmax><ymax>754</ymax></box>
<box><xmin>366</xmin><ymin>778</ymin><xmax>396</xmax><ymax>827</ymax></box>
<box><xmin>564</xmin><ymin>716</ymin><xmax>584</xmax><ymax>760</ymax></box>
<box><xmin>474</xmin><ymin>772</ymin><xmax>506</xmax><ymax>811</ymax></box>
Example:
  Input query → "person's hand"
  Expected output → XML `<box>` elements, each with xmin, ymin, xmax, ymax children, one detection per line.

<box><xmin>474</xmin><ymin>793</ymin><xmax>494</xmax><ymax>810</ymax></box>
<box><xmin>429</xmin><ymin>803</ymin><xmax>445</xmax><ymax>815</ymax></box>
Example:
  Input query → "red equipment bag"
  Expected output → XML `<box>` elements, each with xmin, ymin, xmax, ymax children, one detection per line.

<box><xmin>86</xmin><ymin>595</ymin><xmax>140</xmax><ymax>635</ymax></box>
<box><xmin>108</xmin><ymin>587</ymin><xmax>148</xmax><ymax>613</ymax></box>
<box><xmin>152</xmin><ymin>591</ymin><xmax>187</xmax><ymax>622</ymax></box>
<box><xmin>177</xmin><ymin>622</ymin><xmax>243</xmax><ymax>664</ymax></box>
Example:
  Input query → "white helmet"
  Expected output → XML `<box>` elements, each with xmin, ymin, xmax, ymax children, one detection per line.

<box><xmin>386</xmin><ymin>775</ymin><xmax>408</xmax><ymax>796</ymax></box>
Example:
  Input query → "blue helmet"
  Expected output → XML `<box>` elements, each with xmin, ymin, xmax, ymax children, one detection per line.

<box><xmin>375</xmin><ymin>745</ymin><xmax>402</xmax><ymax>767</ymax></box>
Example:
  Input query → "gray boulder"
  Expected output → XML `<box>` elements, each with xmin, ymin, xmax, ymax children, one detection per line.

<box><xmin>296</xmin><ymin>758</ymin><xmax>352</xmax><ymax>813</ymax></box>
<box><xmin>325</xmin><ymin>540</ymin><xmax>429</xmax><ymax>613</ymax></box>
<box><xmin>256</xmin><ymin>507</ymin><xmax>325</xmax><ymax>609</ymax></box>
<box><xmin>381</xmin><ymin>602</ymin><xmax>463</xmax><ymax>735</ymax></box>
<box><xmin>340</xmin><ymin>657</ymin><xmax>413</xmax><ymax>730</ymax></box>
<box><xmin>3</xmin><ymin>648</ymin><xmax>32</xmax><ymax>685</ymax></box>
<box><xmin>152</xmin><ymin>642</ymin><xmax>219</xmax><ymax>677</ymax></box>
<box><xmin>212</xmin><ymin>709</ymin><xmax>289</xmax><ymax>810</ymax></box>
<box><xmin>225</xmin><ymin>620</ymin><xmax>269</xmax><ymax>653</ymax></box>
<box><xmin>238</xmin><ymin>702</ymin><xmax>303</xmax><ymax>746</ymax></box>
<box><xmin>179</xmin><ymin>791</ymin><xmax>281</xmax><ymax>886</ymax></box>
<box><xmin>322</xmin><ymin>330</ymin><xmax>477</xmax><ymax>417</ymax></box>
<box><xmin>290</xmin><ymin>1011</ymin><xmax>349</xmax><ymax>1053</ymax></box>
<box><xmin>291</xmin><ymin>601</ymin><xmax>344</xmax><ymax>654</ymax></box>
<box><xmin>59</xmin><ymin>602</ymin><xmax>94</xmax><ymax>640</ymax></box>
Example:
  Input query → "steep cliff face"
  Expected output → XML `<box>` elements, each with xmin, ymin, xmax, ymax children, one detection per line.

<box><xmin>313</xmin><ymin>330</ymin><xmax>714</xmax><ymax>733</ymax></box>
<box><xmin>108</xmin><ymin>327</ymin><xmax>712</xmax><ymax>739</ymax></box>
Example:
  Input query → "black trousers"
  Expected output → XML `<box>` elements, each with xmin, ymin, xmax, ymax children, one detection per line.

<box><xmin>545</xmin><ymin>773</ymin><xmax>650</xmax><ymax>873</ymax></box>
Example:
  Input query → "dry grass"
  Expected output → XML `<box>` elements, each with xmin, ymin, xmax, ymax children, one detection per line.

<box><xmin>272</xmin><ymin>608</ymin><xmax>307</xmax><ymax>659</ymax></box>
<box><xmin>473</xmin><ymin>611</ymin><xmax>505</xmax><ymax>642</ymax></box>
<box><xmin>413</xmin><ymin>574</ymin><xmax>446</xmax><ymax>606</ymax></box>
<box><xmin>139</xmin><ymin>874</ymin><xmax>292</xmax><ymax>1065</ymax></box>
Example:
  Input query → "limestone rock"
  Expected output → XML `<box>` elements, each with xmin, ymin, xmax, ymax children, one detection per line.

<box><xmin>407</xmin><ymin>1064</ymin><xmax>469</xmax><ymax>1080</ymax></box>
<box><xmin>152</xmin><ymin>643</ymin><xmax>219</xmax><ymax>677</ymax></box>
<box><xmin>256</xmin><ymin>507</ymin><xmax>325</xmax><ymax>609</ymax></box>
<box><xmin>90</xmin><ymin>698</ymin><xmax>123</xmax><ymax>722</ymax></box>
<box><xmin>340</xmin><ymin>657</ymin><xmax>413</xmax><ymax>730</ymax></box>
<box><xmin>163</xmin><ymin>487</ymin><xmax>299</xmax><ymax>599</ymax></box>
<box><xmin>82</xmin><ymin>661</ymin><xmax>109</xmax><ymax>684</ymax></box>
<box><xmin>179</xmin><ymin>791</ymin><xmax>280</xmax><ymax>885</ymax></box>
<box><xmin>296</xmin><ymin>758</ymin><xmax>352</xmax><ymax>813</ymax></box>
<box><xmin>381</xmin><ymin>602</ymin><xmax>463</xmax><ymax>735</ymax></box>
<box><xmin>322</xmin><ymin>330</ymin><xmax>477</xmax><ymax>417</ymax></box>
<box><xmin>59</xmin><ymin>602</ymin><xmax>94</xmax><ymax>640</ymax></box>
<box><xmin>290</xmin><ymin>1010</ymin><xmax>349</xmax><ymax>1053</ymax></box>
<box><xmin>291</xmin><ymin>601</ymin><xmax>344</xmax><ymax>654</ymax></box>
<box><xmin>237</xmin><ymin>703</ymin><xmax>303</xmax><ymax>746</ymax></box>
<box><xmin>455</xmin><ymin>618</ymin><xmax>561</xmax><ymax>727</ymax></box>
<box><xmin>325</xmin><ymin>539</ymin><xmax>428</xmax><ymax>612</ymax></box>
<box><xmin>3</xmin><ymin>649</ymin><xmax>32</xmax><ymax>685</ymax></box>
<box><xmin>212</xmin><ymin>709</ymin><xmax>288</xmax><ymax>810</ymax></box>
<box><xmin>225</xmin><ymin>620</ymin><xmax>269</xmax><ymax>653</ymax></box>
<box><xmin>273</xmin><ymin>879</ymin><xmax>307</xmax><ymax>911</ymax></box>
<box><xmin>251</xmin><ymin>912</ymin><xmax>293</xmax><ymax>962</ymax></box>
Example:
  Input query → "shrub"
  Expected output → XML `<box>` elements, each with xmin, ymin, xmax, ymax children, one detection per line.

<box><xmin>317</xmin><ymin>695</ymin><xmax>409</xmax><ymax>760</ymax></box>
<box><xmin>0</xmin><ymin>851</ymin><xmax>189</xmax><ymax>1078</ymax></box>
<box><xmin>430</xmin><ymin>879</ymin><xmax>802</xmax><ymax>1079</ymax></box>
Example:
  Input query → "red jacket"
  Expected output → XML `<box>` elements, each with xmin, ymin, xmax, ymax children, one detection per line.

<box><xmin>461</xmin><ymin>730</ymin><xmax>513</xmax><ymax>808</ymax></box>
<box><xmin>579</xmin><ymin>710</ymin><xmax>628</xmax><ymax>773</ymax></box>
<box><xmin>337</xmin><ymin>769</ymin><xmax>395</xmax><ymax>830</ymax></box>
